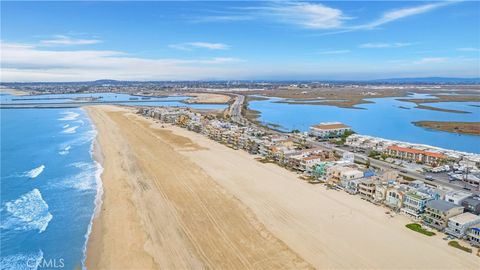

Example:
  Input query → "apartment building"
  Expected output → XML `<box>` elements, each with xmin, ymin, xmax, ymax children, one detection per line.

<box><xmin>386</xmin><ymin>145</ymin><xmax>447</xmax><ymax>165</ymax></box>
<box><xmin>309</xmin><ymin>122</ymin><xmax>351</xmax><ymax>139</ymax></box>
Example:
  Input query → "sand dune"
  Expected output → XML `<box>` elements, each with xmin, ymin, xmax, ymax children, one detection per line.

<box><xmin>87</xmin><ymin>105</ymin><xmax>479</xmax><ymax>269</ymax></box>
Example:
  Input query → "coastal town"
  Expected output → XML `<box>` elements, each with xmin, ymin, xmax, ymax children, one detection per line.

<box><xmin>2</xmin><ymin>0</ymin><xmax>480</xmax><ymax>268</ymax></box>
<box><xmin>138</xmin><ymin>103</ymin><xmax>480</xmax><ymax>254</ymax></box>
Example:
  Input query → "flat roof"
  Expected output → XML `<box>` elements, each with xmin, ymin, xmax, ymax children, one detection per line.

<box><xmin>311</xmin><ymin>122</ymin><xmax>350</xmax><ymax>130</ymax></box>
<box><xmin>449</xmin><ymin>212</ymin><xmax>480</xmax><ymax>225</ymax></box>
<box><xmin>427</xmin><ymin>200</ymin><xmax>463</xmax><ymax>212</ymax></box>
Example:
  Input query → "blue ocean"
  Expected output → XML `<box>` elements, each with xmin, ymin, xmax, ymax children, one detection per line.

<box><xmin>0</xmin><ymin>92</ymin><xmax>227</xmax><ymax>270</ymax></box>
<box><xmin>1</xmin><ymin>108</ymin><xmax>102</xmax><ymax>269</ymax></box>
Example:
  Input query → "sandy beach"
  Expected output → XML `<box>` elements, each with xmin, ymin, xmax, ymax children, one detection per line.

<box><xmin>184</xmin><ymin>92</ymin><xmax>231</xmax><ymax>104</ymax></box>
<box><xmin>86</xmin><ymin>105</ymin><xmax>479</xmax><ymax>269</ymax></box>
<box><xmin>0</xmin><ymin>88</ymin><xmax>29</xmax><ymax>96</ymax></box>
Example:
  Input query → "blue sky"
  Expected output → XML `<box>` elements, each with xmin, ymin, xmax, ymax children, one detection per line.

<box><xmin>1</xmin><ymin>1</ymin><xmax>479</xmax><ymax>81</ymax></box>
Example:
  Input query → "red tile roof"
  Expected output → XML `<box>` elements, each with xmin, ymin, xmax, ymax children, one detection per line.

<box><xmin>387</xmin><ymin>145</ymin><xmax>447</xmax><ymax>159</ymax></box>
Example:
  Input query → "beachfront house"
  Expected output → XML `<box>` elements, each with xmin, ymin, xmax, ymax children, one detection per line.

<box><xmin>358</xmin><ymin>179</ymin><xmax>376</xmax><ymax>201</ymax></box>
<box><xmin>374</xmin><ymin>182</ymin><xmax>390</xmax><ymax>203</ymax></box>
<box><xmin>345</xmin><ymin>178</ymin><xmax>363</xmax><ymax>194</ymax></box>
<box><xmin>423</xmin><ymin>200</ymin><xmax>464</xmax><ymax>230</ymax></box>
<box><xmin>467</xmin><ymin>226</ymin><xmax>480</xmax><ymax>247</ymax></box>
<box><xmin>302</xmin><ymin>156</ymin><xmax>325</xmax><ymax>175</ymax></box>
<box><xmin>326</xmin><ymin>165</ymin><xmax>364</xmax><ymax>186</ymax></box>
<box><xmin>445</xmin><ymin>212</ymin><xmax>480</xmax><ymax>238</ymax></box>
<box><xmin>386</xmin><ymin>145</ymin><xmax>447</xmax><ymax>166</ymax></box>
<box><xmin>385</xmin><ymin>185</ymin><xmax>409</xmax><ymax>210</ymax></box>
<box><xmin>401</xmin><ymin>190</ymin><xmax>433</xmax><ymax>219</ymax></box>
<box><xmin>309</xmin><ymin>122</ymin><xmax>351</xmax><ymax>139</ymax></box>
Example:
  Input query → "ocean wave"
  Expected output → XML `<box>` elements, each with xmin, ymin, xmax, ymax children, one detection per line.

<box><xmin>51</xmin><ymin>162</ymin><xmax>99</xmax><ymax>191</ymax></box>
<box><xmin>58</xmin><ymin>145</ymin><xmax>71</xmax><ymax>155</ymax></box>
<box><xmin>82</xmin><ymin>144</ymin><xmax>104</xmax><ymax>269</ymax></box>
<box><xmin>0</xmin><ymin>250</ymin><xmax>43</xmax><ymax>270</ymax></box>
<box><xmin>62</xmin><ymin>124</ymin><xmax>70</xmax><ymax>129</ymax></box>
<box><xmin>61</xmin><ymin>126</ymin><xmax>79</xmax><ymax>134</ymax></box>
<box><xmin>59</xmin><ymin>130</ymin><xmax>96</xmax><ymax>151</ymax></box>
<box><xmin>24</xmin><ymin>165</ymin><xmax>45</xmax><ymax>179</ymax></box>
<box><xmin>1</xmin><ymin>189</ymin><xmax>53</xmax><ymax>233</ymax></box>
<box><xmin>58</xmin><ymin>111</ymin><xmax>80</xmax><ymax>121</ymax></box>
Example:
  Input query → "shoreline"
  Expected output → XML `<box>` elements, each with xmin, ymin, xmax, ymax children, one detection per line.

<box><xmin>82</xmin><ymin>108</ymin><xmax>105</xmax><ymax>269</ymax></box>
<box><xmin>0</xmin><ymin>88</ymin><xmax>29</xmax><ymax>96</ymax></box>
<box><xmin>84</xmin><ymin>105</ymin><xmax>479</xmax><ymax>269</ymax></box>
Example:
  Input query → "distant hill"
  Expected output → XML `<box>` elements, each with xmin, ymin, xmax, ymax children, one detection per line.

<box><xmin>367</xmin><ymin>77</ymin><xmax>480</xmax><ymax>84</ymax></box>
<box><xmin>2</xmin><ymin>77</ymin><xmax>479</xmax><ymax>85</ymax></box>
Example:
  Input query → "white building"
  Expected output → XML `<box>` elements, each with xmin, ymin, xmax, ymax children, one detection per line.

<box><xmin>444</xmin><ymin>190</ymin><xmax>472</xmax><ymax>205</ymax></box>
<box><xmin>309</xmin><ymin>122</ymin><xmax>351</xmax><ymax>138</ymax></box>
<box><xmin>445</xmin><ymin>212</ymin><xmax>480</xmax><ymax>238</ymax></box>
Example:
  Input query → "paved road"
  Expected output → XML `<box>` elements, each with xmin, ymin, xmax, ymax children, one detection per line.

<box><xmin>229</xmin><ymin>94</ymin><xmax>245</xmax><ymax>124</ymax></box>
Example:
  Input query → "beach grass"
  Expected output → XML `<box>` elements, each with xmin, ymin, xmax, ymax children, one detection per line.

<box><xmin>448</xmin><ymin>241</ymin><xmax>472</xmax><ymax>253</ymax></box>
<box><xmin>405</xmin><ymin>223</ymin><xmax>435</xmax><ymax>236</ymax></box>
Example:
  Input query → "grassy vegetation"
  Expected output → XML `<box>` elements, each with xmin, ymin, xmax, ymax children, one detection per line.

<box><xmin>448</xmin><ymin>241</ymin><xmax>472</xmax><ymax>253</ymax></box>
<box><xmin>405</xmin><ymin>223</ymin><xmax>436</xmax><ymax>236</ymax></box>
<box><xmin>255</xmin><ymin>157</ymin><xmax>275</xmax><ymax>164</ymax></box>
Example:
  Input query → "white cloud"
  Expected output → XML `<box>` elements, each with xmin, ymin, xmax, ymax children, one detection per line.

<box><xmin>317</xmin><ymin>50</ymin><xmax>351</xmax><ymax>55</ymax></box>
<box><xmin>456</xmin><ymin>47</ymin><xmax>479</xmax><ymax>52</ymax></box>
<box><xmin>169</xmin><ymin>42</ymin><xmax>230</xmax><ymax>50</ymax></box>
<box><xmin>197</xmin><ymin>1</ymin><xmax>454</xmax><ymax>33</ymax></box>
<box><xmin>356</xmin><ymin>1</ymin><xmax>455</xmax><ymax>30</ymax></box>
<box><xmin>261</xmin><ymin>1</ymin><xmax>349</xmax><ymax>29</ymax></box>
<box><xmin>414</xmin><ymin>57</ymin><xmax>448</xmax><ymax>64</ymax></box>
<box><xmin>192</xmin><ymin>15</ymin><xmax>254</xmax><ymax>23</ymax></box>
<box><xmin>359</xmin><ymin>42</ymin><xmax>412</xmax><ymax>48</ymax></box>
<box><xmin>0</xmin><ymin>42</ymin><xmax>242</xmax><ymax>81</ymax></box>
<box><xmin>40</xmin><ymin>35</ymin><xmax>101</xmax><ymax>46</ymax></box>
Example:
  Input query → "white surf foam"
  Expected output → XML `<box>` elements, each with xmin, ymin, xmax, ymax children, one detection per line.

<box><xmin>0</xmin><ymin>250</ymin><xmax>43</xmax><ymax>270</ymax></box>
<box><xmin>58</xmin><ymin>145</ymin><xmax>71</xmax><ymax>155</ymax></box>
<box><xmin>59</xmin><ymin>111</ymin><xmax>80</xmax><ymax>121</ymax></box>
<box><xmin>51</xmin><ymin>162</ymin><xmax>101</xmax><ymax>191</ymax></box>
<box><xmin>81</xmin><ymin>108</ymin><xmax>104</xmax><ymax>270</ymax></box>
<box><xmin>61</xmin><ymin>126</ymin><xmax>79</xmax><ymax>134</ymax></box>
<box><xmin>23</xmin><ymin>165</ymin><xmax>45</xmax><ymax>179</ymax></box>
<box><xmin>1</xmin><ymin>189</ymin><xmax>53</xmax><ymax>233</ymax></box>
